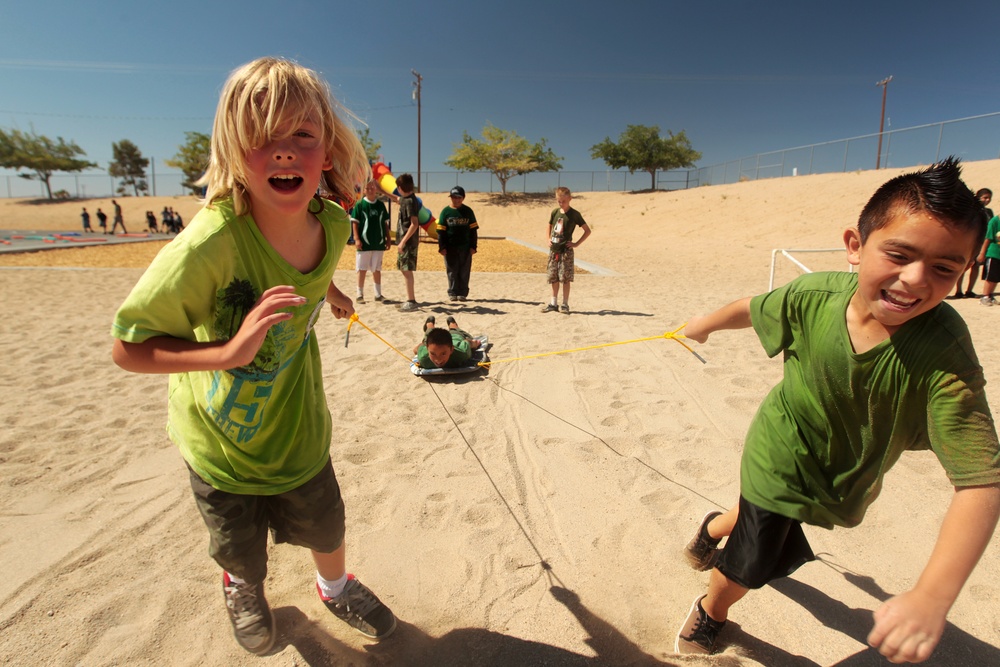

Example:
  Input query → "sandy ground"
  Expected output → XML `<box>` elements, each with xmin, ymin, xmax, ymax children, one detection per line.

<box><xmin>1</xmin><ymin>163</ymin><xmax>1000</xmax><ymax>666</ymax></box>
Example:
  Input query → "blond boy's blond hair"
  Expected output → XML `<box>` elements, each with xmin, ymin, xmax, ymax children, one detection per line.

<box><xmin>555</xmin><ymin>186</ymin><xmax>572</xmax><ymax>198</ymax></box>
<box><xmin>198</xmin><ymin>57</ymin><xmax>370</xmax><ymax>216</ymax></box>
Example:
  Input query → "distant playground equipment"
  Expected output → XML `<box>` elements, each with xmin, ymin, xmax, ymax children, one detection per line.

<box><xmin>768</xmin><ymin>248</ymin><xmax>852</xmax><ymax>291</ymax></box>
<box><xmin>372</xmin><ymin>161</ymin><xmax>438</xmax><ymax>240</ymax></box>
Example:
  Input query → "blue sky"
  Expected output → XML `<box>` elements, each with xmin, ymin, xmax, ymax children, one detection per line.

<box><xmin>2</xmin><ymin>0</ymin><xmax>999</xmax><ymax>185</ymax></box>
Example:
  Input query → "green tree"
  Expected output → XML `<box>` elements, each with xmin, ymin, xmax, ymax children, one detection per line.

<box><xmin>590</xmin><ymin>124</ymin><xmax>701</xmax><ymax>190</ymax></box>
<box><xmin>109</xmin><ymin>139</ymin><xmax>150</xmax><ymax>196</ymax></box>
<box><xmin>445</xmin><ymin>123</ymin><xmax>563</xmax><ymax>195</ymax></box>
<box><xmin>0</xmin><ymin>127</ymin><xmax>96</xmax><ymax>199</ymax></box>
<box><xmin>165</xmin><ymin>131</ymin><xmax>211</xmax><ymax>194</ymax></box>
<box><xmin>358</xmin><ymin>128</ymin><xmax>381</xmax><ymax>164</ymax></box>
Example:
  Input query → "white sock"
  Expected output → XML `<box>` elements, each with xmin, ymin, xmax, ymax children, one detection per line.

<box><xmin>317</xmin><ymin>572</ymin><xmax>348</xmax><ymax>599</ymax></box>
<box><xmin>549</xmin><ymin>298</ymin><xmax>557</xmax><ymax>306</ymax></box>
<box><xmin>374</xmin><ymin>284</ymin><xmax>382</xmax><ymax>297</ymax></box>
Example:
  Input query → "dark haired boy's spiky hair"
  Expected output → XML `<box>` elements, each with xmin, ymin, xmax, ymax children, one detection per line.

<box><xmin>858</xmin><ymin>156</ymin><xmax>986</xmax><ymax>243</ymax></box>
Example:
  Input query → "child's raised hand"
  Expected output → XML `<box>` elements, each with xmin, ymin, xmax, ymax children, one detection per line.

<box><xmin>867</xmin><ymin>589</ymin><xmax>948</xmax><ymax>663</ymax></box>
<box><xmin>226</xmin><ymin>285</ymin><xmax>305</xmax><ymax>368</ymax></box>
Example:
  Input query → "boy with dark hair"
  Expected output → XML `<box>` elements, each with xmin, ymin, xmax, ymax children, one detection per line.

<box><xmin>437</xmin><ymin>185</ymin><xmax>479</xmax><ymax>302</ymax></box>
<box><xmin>953</xmin><ymin>187</ymin><xmax>992</xmax><ymax>299</ymax></box>
<box><xmin>676</xmin><ymin>158</ymin><xmax>1000</xmax><ymax>664</ymax></box>
<box><xmin>975</xmin><ymin>189</ymin><xmax>999</xmax><ymax>306</ymax></box>
<box><xmin>395</xmin><ymin>173</ymin><xmax>420</xmax><ymax>311</ymax></box>
<box><xmin>413</xmin><ymin>315</ymin><xmax>481</xmax><ymax>369</ymax></box>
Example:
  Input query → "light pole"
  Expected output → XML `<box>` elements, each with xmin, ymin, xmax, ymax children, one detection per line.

<box><xmin>875</xmin><ymin>76</ymin><xmax>892</xmax><ymax>169</ymax></box>
<box><xmin>411</xmin><ymin>69</ymin><xmax>422</xmax><ymax>191</ymax></box>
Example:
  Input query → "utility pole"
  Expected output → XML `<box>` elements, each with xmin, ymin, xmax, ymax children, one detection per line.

<box><xmin>411</xmin><ymin>69</ymin><xmax>422</xmax><ymax>191</ymax></box>
<box><xmin>875</xmin><ymin>76</ymin><xmax>892</xmax><ymax>169</ymax></box>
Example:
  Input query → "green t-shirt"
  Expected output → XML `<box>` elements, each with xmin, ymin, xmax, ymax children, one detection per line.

<box><xmin>436</xmin><ymin>204</ymin><xmax>479</xmax><ymax>250</ymax></box>
<box><xmin>743</xmin><ymin>271</ymin><xmax>1000</xmax><ymax>529</ymax></box>
<box><xmin>985</xmin><ymin>215</ymin><xmax>1000</xmax><ymax>261</ymax></box>
<box><xmin>350</xmin><ymin>196</ymin><xmax>390</xmax><ymax>251</ymax></box>
<box><xmin>111</xmin><ymin>197</ymin><xmax>349</xmax><ymax>495</ymax></box>
<box><xmin>548</xmin><ymin>206</ymin><xmax>586</xmax><ymax>253</ymax></box>
<box><xmin>416</xmin><ymin>328</ymin><xmax>473</xmax><ymax>369</ymax></box>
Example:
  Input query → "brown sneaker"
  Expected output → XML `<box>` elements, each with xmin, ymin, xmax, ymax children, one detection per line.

<box><xmin>223</xmin><ymin>572</ymin><xmax>276</xmax><ymax>655</ymax></box>
<box><xmin>684</xmin><ymin>511</ymin><xmax>723</xmax><ymax>571</ymax></box>
<box><xmin>675</xmin><ymin>594</ymin><xmax>726</xmax><ymax>655</ymax></box>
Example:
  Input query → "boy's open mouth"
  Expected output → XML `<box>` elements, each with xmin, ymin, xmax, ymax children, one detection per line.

<box><xmin>269</xmin><ymin>175</ymin><xmax>303</xmax><ymax>191</ymax></box>
<box><xmin>882</xmin><ymin>290</ymin><xmax>919</xmax><ymax>309</ymax></box>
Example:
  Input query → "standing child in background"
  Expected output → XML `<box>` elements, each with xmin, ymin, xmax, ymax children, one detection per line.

<box><xmin>110</xmin><ymin>199</ymin><xmax>127</xmax><ymax>234</ymax></box>
<box><xmin>81</xmin><ymin>207</ymin><xmax>93</xmax><ymax>233</ymax></box>
<box><xmin>543</xmin><ymin>186</ymin><xmax>590</xmax><ymax>314</ymax></box>
<box><xmin>953</xmin><ymin>187</ymin><xmax>992</xmax><ymax>298</ymax></box>
<box><xmin>95</xmin><ymin>207</ymin><xmax>107</xmax><ymax>233</ymax></box>
<box><xmin>145</xmin><ymin>210</ymin><xmax>159</xmax><ymax>233</ymax></box>
<box><xmin>437</xmin><ymin>185</ymin><xmax>478</xmax><ymax>302</ymax></box>
<box><xmin>976</xmin><ymin>200</ymin><xmax>1000</xmax><ymax>306</ymax></box>
<box><xmin>675</xmin><ymin>158</ymin><xmax>1000</xmax><ymax>663</ymax></box>
<box><xmin>395</xmin><ymin>173</ymin><xmax>421</xmax><ymax>311</ymax></box>
<box><xmin>110</xmin><ymin>57</ymin><xmax>396</xmax><ymax>656</ymax></box>
<box><xmin>350</xmin><ymin>179</ymin><xmax>391</xmax><ymax>303</ymax></box>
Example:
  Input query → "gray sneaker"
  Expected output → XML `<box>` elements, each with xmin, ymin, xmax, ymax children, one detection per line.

<box><xmin>559</xmin><ymin>304</ymin><xmax>570</xmax><ymax>314</ymax></box>
<box><xmin>541</xmin><ymin>303</ymin><xmax>558</xmax><ymax>313</ymax></box>
<box><xmin>399</xmin><ymin>300</ymin><xmax>419</xmax><ymax>312</ymax></box>
<box><xmin>223</xmin><ymin>573</ymin><xmax>276</xmax><ymax>655</ymax></box>
<box><xmin>318</xmin><ymin>575</ymin><xmax>397</xmax><ymax>640</ymax></box>
<box><xmin>981</xmin><ymin>296</ymin><xmax>996</xmax><ymax>307</ymax></box>
<box><xmin>374</xmin><ymin>294</ymin><xmax>385</xmax><ymax>302</ymax></box>
<box><xmin>355</xmin><ymin>295</ymin><xmax>365</xmax><ymax>304</ymax></box>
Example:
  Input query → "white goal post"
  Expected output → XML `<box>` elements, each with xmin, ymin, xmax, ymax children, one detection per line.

<box><xmin>769</xmin><ymin>248</ymin><xmax>852</xmax><ymax>291</ymax></box>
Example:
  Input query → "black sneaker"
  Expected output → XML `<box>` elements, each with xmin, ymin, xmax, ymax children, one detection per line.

<box><xmin>374</xmin><ymin>294</ymin><xmax>385</xmax><ymax>302</ymax></box>
<box><xmin>356</xmin><ymin>295</ymin><xmax>365</xmax><ymax>304</ymax></box>
<box><xmin>684</xmin><ymin>511</ymin><xmax>722</xmax><ymax>571</ymax></box>
<box><xmin>675</xmin><ymin>594</ymin><xmax>726</xmax><ymax>654</ymax></box>
<box><xmin>223</xmin><ymin>572</ymin><xmax>276</xmax><ymax>655</ymax></box>
<box><xmin>318</xmin><ymin>575</ymin><xmax>397</xmax><ymax>640</ymax></box>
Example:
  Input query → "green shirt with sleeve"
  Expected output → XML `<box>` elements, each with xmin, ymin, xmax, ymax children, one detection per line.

<box><xmin>111</xmin><ymin>197</ymin><xmax>349</xmax><ymax>495</ymax></box>
<box><xmin>742</xmin><ymin>271</ymin><xmax>1000</xmax><ymax>529</ymax></box>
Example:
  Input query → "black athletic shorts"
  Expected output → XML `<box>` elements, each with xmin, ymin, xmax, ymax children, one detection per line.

<box><xmin>188</xmin><ymin>459</ymin><xmax>346</xmax><ymax>584</ymax></box>
<box><xmin>983</xmin><ymin>257</ymin><xmax>1000</xmax><ymax>283</ymax></box>
<box><xmin>715</xmin><ymin>495</ymin><xmax>815</xmax><ymax>589</ymax></box>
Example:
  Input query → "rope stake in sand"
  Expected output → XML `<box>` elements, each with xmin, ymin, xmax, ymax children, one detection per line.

<box><xmin>343</xmin><ymin>316</ymin><xmax>707</xmax><ymax>366</ymax></box>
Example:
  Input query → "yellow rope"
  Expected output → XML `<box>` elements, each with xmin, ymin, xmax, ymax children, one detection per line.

<box><xmin>479</xmin><ymin>323</ymin><xmax>705</xmax><ymax>366</ymax></box>
<box><xmin>344</xmin><ymin>314</ymin><xmax>414</xmax><ymax>362</ymax></box>
<box><xmin>344</xmin><ymin>316</ymin><xmax>707</xmax><ymax>367</ymax></box>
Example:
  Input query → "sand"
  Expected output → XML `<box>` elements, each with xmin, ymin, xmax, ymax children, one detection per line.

<box><xmin>2</xmin><ymin>163</ymin><xmax>1000</xmax><ymax>666</ymax></box>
